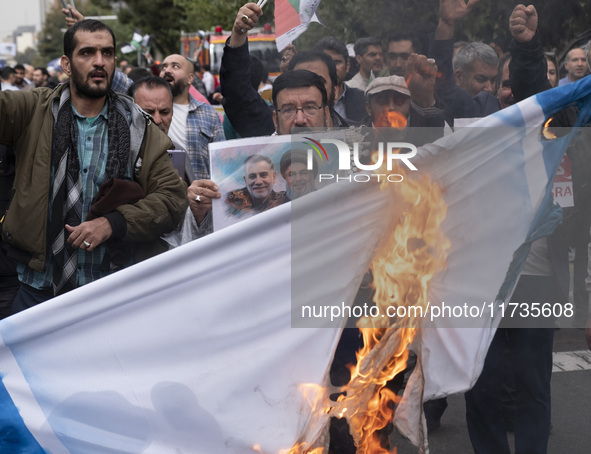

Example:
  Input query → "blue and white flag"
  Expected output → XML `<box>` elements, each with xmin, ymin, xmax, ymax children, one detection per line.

<box><xmin>1</xmin><ymin>76</ymin><xmax>591</xmax><ymax>452</ymax></box>
<box><xmin>396</xmin><ymin>76</ymin><xmax>591</xmax><ymax>446</ymax></box>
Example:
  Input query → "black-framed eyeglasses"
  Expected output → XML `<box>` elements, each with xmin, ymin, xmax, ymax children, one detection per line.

<box><xmin>276</xmin><ymin>104</ymin><xmax>324</xmax><ymax>119</ymax></box>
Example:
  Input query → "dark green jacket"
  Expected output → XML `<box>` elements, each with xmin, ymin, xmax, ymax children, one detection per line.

<box><xmin>0</xmin><ymin>84</ymin><xmax>187</xmax><ymax>272</ymax></box>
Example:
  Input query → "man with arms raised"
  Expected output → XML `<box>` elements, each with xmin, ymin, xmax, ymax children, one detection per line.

<box><xmin>386</xmin><ymin>32</ymin><xmax>421</xmax><ymax>77</ymax></box>
<box><xmin>0</xmin><ymin>20</ymin><xmax>187</xmax><ymax>310</ymax></box>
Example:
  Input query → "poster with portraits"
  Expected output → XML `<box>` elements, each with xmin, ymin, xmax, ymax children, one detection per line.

<box><xmin>209</xmin><ymin>134</ymin><xmax>344</xmax><ymax>232</ymax></box>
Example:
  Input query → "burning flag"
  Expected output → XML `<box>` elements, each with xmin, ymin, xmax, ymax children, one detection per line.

<box><xmin>0</xmin><ymin>77</ymin><xmax>590</xmax><ymax>452</ymax></box>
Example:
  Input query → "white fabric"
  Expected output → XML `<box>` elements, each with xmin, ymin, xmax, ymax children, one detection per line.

<box><xmin>168</xmin><ymin>103</ymin><xmax>190</xmax><ymax>151</ymax></box>
<box><xmin>0</xmin><ymin>180</ymin><xmax>389</xmax><ymax>453</ymax></box>
<box><xmin>1</xmin><ymin>76</ymin><xmax>591</xmax><ymax>452</ymax></box>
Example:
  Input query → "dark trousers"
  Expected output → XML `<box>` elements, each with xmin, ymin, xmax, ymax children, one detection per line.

<box><xmin>0</xmin><ymin>283</ymin><xmax>19</xmax><ymax>320</ymax></box>
<box><xmin>11</xmin><ymin>285</ymin><xmax>54</xmax><ymax>315</ymax></box>
<box><xmin>465</xmin><ymin>275</ymin><xmax>558</xmax><ymax>454</ymax></box>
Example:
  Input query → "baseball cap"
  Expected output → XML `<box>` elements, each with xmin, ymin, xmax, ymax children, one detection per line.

<box><xmin>365</xmin><ymin>75</ymin><xmax>410</xmax><ymax>99</ymax></box>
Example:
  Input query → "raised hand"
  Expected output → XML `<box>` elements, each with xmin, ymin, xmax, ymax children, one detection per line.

<box><xmin>509</xmin><ymin>4</ymin><xmax>538</xmax><ymax>44</ymax></box>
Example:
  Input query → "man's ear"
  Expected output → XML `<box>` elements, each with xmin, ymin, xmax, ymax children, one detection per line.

<box><xmin>365</xmin><ymin>101</ymin><xmax>372</xmax><ymax>117</ymax></box>
<box><xmin>61</xmin><ymin>55</ymin><xmax>71</xmax><ymax>77</ymax></box>
<box><xmin>272</xmin><ymin>171</ymin><xmax>277</xmax><ymax>184</ymax></box>
<box><xmin>187</xmin><ymin>71</ymin><xmax>194</xmax><ymax>85</ymax></box>
<box><xmin>356</xmin><ymin>54</ymin><xmax>363</xmax><ymax>66</ymax></box>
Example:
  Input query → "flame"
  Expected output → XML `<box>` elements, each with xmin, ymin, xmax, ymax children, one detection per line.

<box><xmin>285</xmin><ymin>141</ymin><xmax>449</xmax><ymax>453</ymax></box>
<box><xmin>329</xmin><ymin>146</ymin><xmax>449</xmax><ymax>452</ymax></box>
<box><xmin>386</xmin><ymin>112</ymin><xmax>408</xmax><ymax>129</ymax></box>
<box><xmin>282</xmin><ymin>444</ymin><xmax>325</xmax><ymax>454</ymax></box>
<box><xmin>374</xmin><ymin>111</ymin><xmax>408</xmax><ymax>129</ymax></box>
<box><xmin>543</xmin><ymin>117</ymin><xmax>557</xmax><ymax>139</ymax></box>
<box><xmin>280</xmin><ymin>383</ymin><xmax>330</xmax><ymax>454</ymax></box>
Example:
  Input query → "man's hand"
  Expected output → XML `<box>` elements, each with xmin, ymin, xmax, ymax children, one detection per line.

<box><xmin>436</xmin><ymin>0</ymin><xmax>480</xmax><ymax>39</ymax></box>
<box><xmin>62</xmin><ymin>5</ymin><xmax>84</xmax><ymax>27</ymax></box>
<box><xmin>280</xmin><ymin>44</ymin><xmax>297</xmax><ymax>73</ymax></box>
<box><xmin>188</xmin><ymin>179</ymin><xmax>221</xmax><ymax>224</ymax></box>
<box><xmin>509</xmin><ymin>4</ymin><xmax>538</xmax><ymax>44</ymax></box>
<box><xmin>228</xmin><ymin>3</ymin><xmax>263</xmax><ymax>48</ymax></box>
<box><xmin>66</xmin><ymin>217</ymin><xmax>113</xmax><ymax>252</ymax></box>
<box><xmin>405</xmin><ymin>54</ymin><xmax>437</xmax><ymax>108</ymax></box>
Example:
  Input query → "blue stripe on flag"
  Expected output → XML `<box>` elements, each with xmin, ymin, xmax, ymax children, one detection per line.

<box><xmin>0</xmin><ymin>376</ymin><xmax>45</xmax><ymax>453</ymax></box>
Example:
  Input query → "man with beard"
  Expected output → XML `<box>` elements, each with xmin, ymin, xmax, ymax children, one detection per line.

<box><xmin>314</xmin><ymin>36</ymin><xmax>367</xmax><ymax>125</ymax></box>
<box><xmin>0</xmin><ymin>19</ymin><xmax>187</xmax><ymax>311</ymax></box>
<box><xmin>32</xmin><ymin>67</ymin><xmax>50</xmax><ymax>88</ymax></box>
<box><xmin>159</xmin><ymin>54</ymin><xmax>224</xmax><ymax>180</ymax></box>
<box><xmin>225</xmin><ymin>154</ymin><xmax>288</xmax><ymax>217</ymax></box>
<box><xmin>346</xmin><ymin>37</ymin><xmax>384</xmax><ymax>91</ymax></box>
<box><xmin>496</xmin><ymin>53</ymin><xmax>514</xmax><ymax>109</ymax></box>
<box><xmin>279</xmin><ymin>150</ymin><xmax>317</xmax><ymax>199</ymax></box>
<box><xmin>13</xmin><ymin>64</ymin><xmax>30</xmax><ymax>90</ymax></box>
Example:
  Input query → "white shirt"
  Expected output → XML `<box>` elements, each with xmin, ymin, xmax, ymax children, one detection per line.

<box><xmin>1</xmin><ymin>82</ymin><xmax>18</xmax><ymax>91</ymax></box>
<box><xmin>168</xmin><ymin>103</ymin><xmax>190</xmax><ymax>151</ymax></box>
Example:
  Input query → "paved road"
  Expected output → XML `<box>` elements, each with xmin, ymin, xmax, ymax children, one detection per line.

<box><xmin>394</xmin><ymin>328</ymin><xmax>591</xmax><ymax>453</ymax></box>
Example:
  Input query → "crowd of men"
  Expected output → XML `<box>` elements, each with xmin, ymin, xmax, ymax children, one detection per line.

<box><xmin>1</xmin><ymin>0</ymin><xmax>591</xmax><ymax>452</ymax></box>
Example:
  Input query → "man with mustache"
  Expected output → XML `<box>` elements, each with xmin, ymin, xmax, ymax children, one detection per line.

<box><xmin>159</xmin><ymin>54</ymin><xmax>225</xmax><ymax>180</ymax></box>
<box><xmin>0</xmin><ymin>19</ymin><xmax>187</xmax><ymax>311</ymax></box>
<box><xmin>279</xmin><ymin>150</ymin><xmax>317</xmax><ymax>200</ymax></box>
<box><xmin>346</xmin><ymin>37</ymin><xmax>384</xmax><ymax>92</ymax></box>
<box><xmin>225</xmin><ymin>154</ymin><xmax>288</xmax><ymax>217</ymax></box>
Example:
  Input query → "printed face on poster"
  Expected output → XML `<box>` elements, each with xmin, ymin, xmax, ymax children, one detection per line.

<box><xmin>209</xmin><ymin>134</ymin><xmax>343</xmax><ymax>232</ymax></box>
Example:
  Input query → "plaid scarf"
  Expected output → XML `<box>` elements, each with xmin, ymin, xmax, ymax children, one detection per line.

<box><xmin>50</xmin><ymin>85</ymin><xmax>130</xmax><ymax>296</ymax></box>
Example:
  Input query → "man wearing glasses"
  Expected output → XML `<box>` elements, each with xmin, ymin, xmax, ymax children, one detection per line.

<box><xmin>271</xmin><ymin>70</ymin><xmax>331</xmax><ymax>135</ymax></box>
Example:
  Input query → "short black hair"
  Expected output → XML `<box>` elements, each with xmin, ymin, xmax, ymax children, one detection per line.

<box><xmin>287</xmin><ymin>50</ymin><xmax>337</xmax><ymax>92</ymax></box>
<box><xmin>34</xmin><ymin>67</ymin><xmax>49</xmax><ymax>77</ymax></box>
<box><xmin>127</xmin><ymin>67</ymin><xmax>151</xmax><ymax>82</ymax></box>
<box><xmin>314</xmin><ymin>36</ymin><xmax>348</xmax><ymax>62</ymax></box>
<box><xmin>14</xmin><ymin>64</ymin><xmax>25</xmax><ymax>72</ymax></box>
<box><xmin>1</xmin><ymin>67</ymin><xmax>15</xmax><ymax>80</ymax></box>
<box><xmin>64</xmin><ymin>19</ymin><xmax>116</xmax><ymax>60</ymax></box>
<box><xmin>386</xmin><ymin>32</ymin><xmax>421</xmax><ymax>54</ymax></box>
<box><xmin>354</xmin><ymin>37</ymin><xmax>382</xmax><ymax>57</ymax></box>
<box><xmin>128</xmin><ymin>76</ymin><xmax>173</xmax><ymax>100</ymax></box>
<box><xmin>272</xmin><ymin>70</ymin><xmax>328</xmax><ymax>108</ymax></box>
